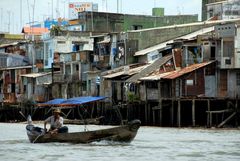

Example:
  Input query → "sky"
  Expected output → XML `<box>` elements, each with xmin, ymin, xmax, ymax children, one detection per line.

<box><xmin>0</xmin><ymin>0</ymin><xmax>202</xmax><ymax>34</ymax></box>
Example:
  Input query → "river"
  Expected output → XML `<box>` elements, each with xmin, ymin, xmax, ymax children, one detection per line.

<box><xmin>0</xmin><ymin>123</ymin><xmax>240</xmax><ymax>161</ymax></box>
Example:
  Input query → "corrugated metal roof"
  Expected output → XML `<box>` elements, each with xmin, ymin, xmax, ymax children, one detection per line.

<box><xmin>206</xmin><ymin>1</ymin><xmax>227</xmax><ymax>6</ymax></box>
<box><xmin>21</xmin><ymin>72</ymin><xmax>52</xmax><ymax>78</ymax></box>
<box><xmin>162</xmin><ymin>61</ymin><xmax>216</xmax><ymax>80</ymax></box>
<box><xmin>103</xmin><ymin>65</ymin><xmax>148</xmax><ymax>79</ymax></box>
<box><xmin>126</xmin><ymin>54</ymin><xmax>173</xmax><ymax>83</ymax></box>
<box><xmin>139</xmin><ymin>72</ymin><xmax>175</xmax><ymax>81</ymax></box>
<box><xmin>0</xmin><ymin>65</ymin><xmax>33</xmax><ymax>71</ymax></box>
<box><xmin>22</xmin><ymin>27</ymin><xmax>49</xmax><ymax>35</ymax></box>
<box><xmin>134</xmin><ymin>27</ymin><xmax>214</xmax><ymax>56</ymax></box>
<box><xmin>0</xmin><ymin>42</ymin><xmax>19</xmax><ymax>48</ymax></box>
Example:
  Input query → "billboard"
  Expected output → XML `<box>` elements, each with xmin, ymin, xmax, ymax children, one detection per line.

<box><xmin>68</xmin><ymin>2</ymin><xmax>98</xmax><ymax>20</ymax></box>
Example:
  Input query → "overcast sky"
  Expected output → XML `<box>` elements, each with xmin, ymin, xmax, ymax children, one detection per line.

<box><xmin>0</xmin><ymin>0</ymin><xmax>202</xmax><ymax>34</ymax></box>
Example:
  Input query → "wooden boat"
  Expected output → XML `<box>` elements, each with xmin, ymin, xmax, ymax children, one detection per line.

<box><xmin>26</xmin><ymin>117</ymin><xmax>141</xmax><ymax>144</ymax></box>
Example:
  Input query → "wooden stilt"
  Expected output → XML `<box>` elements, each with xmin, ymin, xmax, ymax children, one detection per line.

<box><xmin>148</xmin><ymin>103</ymin><xmax>151</xmax><ymax>125</ymax></box>
<box><xmin>235</xmin><ymin>98</ymin><xmax>238</xmax><ymax>127</ymax></box>
<box><xmin>210</xmin><ymin>112</ymin><xmax>212</xmax><ymax>127</ymax></box>
<box><xmin>207</xmin><ymin>100</ymin><xmax>211</xmax><ymax>127</ymax></box>
<box><xmin>192</xmin><ymin>99</ymin><xmax>196</xmax><ymax>127</ymax></box>
<box><xmin>145</xmin><ymin>102</ymin><xmax>148</xmax><ymax>124</ymax></box>
<box><xmin>158</xmin><ymin>81</ymin><xmax>162</xmax><ymax>126</ymax></box>
<box><xmin>177</xmin><ymin>100</ymin><xmax>181</xmax><ymax>127</ymax></box>
<box><xmin>159</xmin><ymin>100</ymin><xmax>162</xmax><ymax>126</ymax></box>
<box><xmin>171</xmin><ymin>100</ymin><xmax>174</xmax><ymax>126</ymax></box>
<box><xmin>152</xmin><ymin>108</ymin><xmax>155</xmax><ymax>126</ymax></box>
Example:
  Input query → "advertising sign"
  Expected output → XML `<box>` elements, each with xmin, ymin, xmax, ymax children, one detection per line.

<box><xmin>68</xmin><ymin>2</ymin><xmax>98</xmax><ymax>19</ymax></box>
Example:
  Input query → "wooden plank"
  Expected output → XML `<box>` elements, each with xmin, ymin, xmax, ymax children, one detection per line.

<box><xmin>206</xmin><ymin>109</ymin><xmax>232</xmax><ymax>113</ymax></box>
<box><xmin>217</xmin><ymin>112</ymin><xmax>237</xmax><ymax>128</ymax></box>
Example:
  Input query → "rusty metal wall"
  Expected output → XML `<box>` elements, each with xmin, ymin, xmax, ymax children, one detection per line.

<box><xmin>218</xmin><ymin>70</ymin><xmax>228</xmax><ymax>97</ymax></box>
<box><xmin>183</xmin><ymin>69</ymin><xmax>205</xmax><ymax>96</ymax></box>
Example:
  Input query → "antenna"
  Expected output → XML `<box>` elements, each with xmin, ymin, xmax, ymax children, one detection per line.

<box><xmin>117</xmin><ymin>0</ymin><xmax>119</xmax><ymax>13</ymax></box>
<box><xmin>56</xmin><ymin>0</ymin><xmax>60</xmax><ymax>18</ymax></box>
<box><xmin>7</xmin><ymin>10</ymin><xmax>10</xmax><ymax>33</ymax></box>
<box><xmin>106</xmin><ymin>0</ymin><xmax>108</xmax><ymax>12</ymax></box>
<box><xmin>120</xmin><ymin>0</ymin><xmax>122</xmax><ymax>13</ymax></box>
<box><xmin>52</xmin><ymin>0</ymin><xmax>54</xmax><ymax>20</ymax></box>
<box><xmin>20</xmin><ymin>0</ymin><xmax>22</xmax><ymax>31</ymax></box>
<box><xmin>102</xmin><ymin>0</ymin><xmax>105</xmax><ymax>12</ymax></box>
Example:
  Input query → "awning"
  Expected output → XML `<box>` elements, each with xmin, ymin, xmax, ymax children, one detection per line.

<box><xmin>134</xmin><ymin>26</ymin><xmax>215</xmax><ymax>56</ymax></box>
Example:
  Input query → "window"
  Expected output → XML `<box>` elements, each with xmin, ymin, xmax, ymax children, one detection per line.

<box><xmin>132</xmin><ymin>25</ymin><xmax>143</xmax><ymax>30</ymax></box>
<box><xmin>236</xmin><ymin>73</ymin><xmax>240</xmax><ymax>86</ymax></box>
<box><xmin>186</xmin><ymin>80</ymin><xmax>194</xmax><ymax>86</ymax></box>
<box><xmin>82</xmin><ymin>81</ymin><xmax>87</xmax><ymax>91</ymax></box>
<box><xmin>57</xmin><ymin>41</ymin><xmax>65</xmax><ymax>44</ymax></box>
<box><xmin>225</xmin><ymin>59</ymin><xmax>231</xmax><ymax>65</ymax></box>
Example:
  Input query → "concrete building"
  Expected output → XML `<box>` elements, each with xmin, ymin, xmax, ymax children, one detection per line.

<box><xmin>67</xmin><ymin>11</ymin><xmax>198</xmax><ymax>32</ymax></box>
<box><xmin>202</xmin><ymin>0</ymin><xmax>240</xmax><ymax>21</ymax></box>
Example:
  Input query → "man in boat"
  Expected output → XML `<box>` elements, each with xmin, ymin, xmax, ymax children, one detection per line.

<box><xmin>44</xmin><ymin>108</ymin><xmax>68</xmax><ymax>134</ymax></box>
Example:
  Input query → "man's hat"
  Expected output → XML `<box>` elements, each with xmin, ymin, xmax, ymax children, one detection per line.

<box><xmin>53</xmin><ymin>108</ymin><xmax>61</xmax><ymax>113</ymax></box>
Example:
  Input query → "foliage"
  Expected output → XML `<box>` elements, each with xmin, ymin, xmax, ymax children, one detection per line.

<box><xmin>127</xmin><ymin>91</ymin><xmax>139</xmax><ymax>103</ymax></box>
<box><xmin>50</xmin><ymin>25</ymin><xmax>62</xmax><ymax>36</ymax></box>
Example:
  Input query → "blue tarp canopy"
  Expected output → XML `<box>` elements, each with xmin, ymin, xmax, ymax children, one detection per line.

<box><xmin>38</xmin><ymin>98</ymin><xmax>66</xmax><ymax>107</ymax></box>
<box><xmin>38</xmin><ymin>96</ymin><xmax>106</xmax><ymax>107</ymax></box>
<box><xmin>61</xmin><ymin>96</ymin><xmax>106</xmax><ymax>105</ymax></box>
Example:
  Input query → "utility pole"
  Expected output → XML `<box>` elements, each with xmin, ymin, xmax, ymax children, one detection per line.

<box><xmin>0</xmin><ymin>8</ymin><xmax>3</xmax><ymax>32</ymax></box>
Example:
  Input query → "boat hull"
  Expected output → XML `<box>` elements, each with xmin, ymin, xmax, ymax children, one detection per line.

<box><xmin>26</xmin><ymin>120</ymin><xmax>141</xmax><ymax>143</ymax></box>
